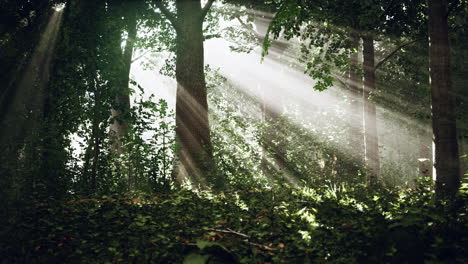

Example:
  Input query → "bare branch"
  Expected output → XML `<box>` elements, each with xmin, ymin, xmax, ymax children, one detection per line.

<box><xmin>335</xmin><ymin>76</ymin><xmax>350</xmax><ymax>89</ymax></box>
<box><xmin>207</xmin><ymin>228</ymin><xmax>250</xmax><ymax>238</ymax></box>
<box><xmin>131</xmin><ymin>50</ymin><xmax>151</xmax><ymax>63</ymax></box>
<box><xmin>375</xmin><ymin>39</ymin><xmax>420</xmax><ymax>70</ymax></box>
<box><xmin>236</xmin><ymin>17</ymin><xmax>262</xmax><ymax>40</ymax></box>
<box><xmin>153</xmin><ymin>0</ymin><xmax>179</xmax><ymax>31</ymax></box>
<box><xmin>205</xmin><ymin>228</ymin><xmax>277</xmax><ymax>251</ymax></box>
<box><xmin>200</xmin><ymin>0</ymin><xmax>216</xmax><ymax>19</ymax></box>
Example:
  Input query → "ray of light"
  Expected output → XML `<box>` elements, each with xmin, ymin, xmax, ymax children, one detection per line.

<box><xmin>126</xmin><ymin>5</ymin><xmax>434</xmax><ymax>187</ymax></box>
<box><xmin>1</xmin><ymin>8</ymin><xmax>64</xmax><ymax>146</ymax></box>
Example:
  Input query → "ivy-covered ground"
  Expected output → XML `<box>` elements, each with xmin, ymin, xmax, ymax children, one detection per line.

<box><xmin>1</xmin><ymin>182</ymin><xmax>467</xmax><ymax>264</ymax></box>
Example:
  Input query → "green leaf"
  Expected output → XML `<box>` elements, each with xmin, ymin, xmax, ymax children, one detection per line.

<box><xmin>183</xmin><ymin>253</ymin><xmax>210</xmax><ymax>264</ymax></box>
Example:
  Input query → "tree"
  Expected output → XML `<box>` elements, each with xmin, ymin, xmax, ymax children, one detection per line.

<box><xmin>109</xmin><ymin>2</ymin><xmax>139</xmax><ymax>155</ymax></box>
<box><xmin>155</xmin><ymin>0</ymin><xmax>216</xmax><ymax>186</ymax></box>
<box><xmin>427</xmin><ymin>0</ymin><xmax>460</xmax><ymax>198</ymax></box>
<box><xmin>362</xmin><ymin>35</ymin><xmax>380</xmax><ymax>185</ymax></box>
<box><xmin>347</xmin><ymin>34</ymin><xmax>365</xmax><ymax>166</ymax></box>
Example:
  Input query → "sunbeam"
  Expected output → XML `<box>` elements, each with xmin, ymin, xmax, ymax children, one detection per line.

<box><xmin>0</xmin><ymin>7</ymin><xmax>64</xmax><ymax>148</ymax></box>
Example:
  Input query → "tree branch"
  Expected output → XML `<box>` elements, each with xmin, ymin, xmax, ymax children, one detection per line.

<box><xmin>205</xmin><ymin>228</ymin><xmax>277</xmax><ymax>251</ymax></box>
<box><xmin>375</xmin><ymin>39</ymin><xmax>420</xmax><ymax>70</ymax></box>
<box><xmin>207</xmin><ymin>228</ymin><xmax>250</xmax><ymax>238</ymax></box>
<box><xmin>335</xmin><ymin>76</ymin><xmax>350</xmax><ymax>89</ymax></box>
<box><xmin>236</xmin><ymin>17</ymin><xmax>262</xmax><ymax>40</ymax></box>
<box><xmin>200</xmin><ymin>0</ymin><xmax>216</xmax><ymax>19</ymax></box>
<box><xmin>153</xmin><ymin>0</ymin><xmax>179</xmax><ymax>31</ymax></box>
<box><xmin>131</xmin><ymin>50</ymin><xmax>151</xmax><ymax>63</ymax></box>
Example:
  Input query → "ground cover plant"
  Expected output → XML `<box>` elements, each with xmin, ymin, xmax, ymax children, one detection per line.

<box><xmin>1</xmin><ymin>180</ymin><xmax>467</xmax><ymax>263</ymax></box>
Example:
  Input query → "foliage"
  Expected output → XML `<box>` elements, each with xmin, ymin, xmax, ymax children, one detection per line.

<box><xmin>1</xmin><ymin>179</ymin><xmax>466</xmax><ymax>263</ymax></box>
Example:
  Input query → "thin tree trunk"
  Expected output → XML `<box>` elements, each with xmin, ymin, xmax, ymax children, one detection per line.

<box><xmin>173</xmin><ymin>0</ymin><xmax>213</xmax><ymax>187</ymax></box>
<box><xmin>110</xmin><ymin>9</ymin><xmax>137</xmax><ymax>154</ymax></box>
<box><xmin>82</xmin><ymin>137</ymin><xmax>93</xmax><ymax>190</ymax></box>
<box><xmin>418</xmin><ymin>130</ymin><xmax>433</xmax><ymax>178</ymax></box>
<box><xmin>89</xmin><ymin>84</ymin><xmax>102</xmax><ymax>194</ymax></box>
<box><xmin>459</xmin><ymin>135</ymin><xmax>467</xmax><ymax>183</ymax></box>
<box><xmin>428</xmin><ymin>0</ymin><xmax>460</xmax><ymax>198</ymax></box>
<box><xmin>262</xmin><ymin>98</ymin><xmax>286</xmax><ymax>176</ymax></box>
<box><xmin>91</xmin><ymin>128</ymin><xmax>100</xmax><ymax>194</ymax></box>
<box><xmin>348</xmin><ymin>34</ymin><xmax>365</xmax><ymax>166</ymax></box>
<box><xmin>362</xmin><ymin>35</ymin><xmax>380</xmax><ymax>187</ymax></box>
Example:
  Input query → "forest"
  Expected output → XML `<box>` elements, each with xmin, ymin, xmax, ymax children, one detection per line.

<box><xmin>0</xmin><ymin>0</ymin><xmax>467</xmax><ymax>263</ymax></box>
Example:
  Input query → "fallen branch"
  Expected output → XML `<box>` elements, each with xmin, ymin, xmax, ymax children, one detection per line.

<box><xmin>205</xmin><ymin>228</ymin><xmax>277</xmax><ymax>251</ymax></box>
<box><xmin>207</xmin><ymin>228</ymin><xmax>250</xmax><ymax>238</ymax></box>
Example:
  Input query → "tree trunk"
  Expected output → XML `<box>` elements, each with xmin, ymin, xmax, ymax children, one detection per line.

<box><xmin>459</xmin><ymin>135</ymin><xmax>467</xmax><ymax>183</ymax></box>
<box><xmin>428</xmin><ymin>0</ymin><xmax>460</xmax><ymax>198</ymax></box>
<box><xmin>110</xmin><ymin>8</ymin><xmax>137</xmax><ymax>155</ymax></box>
<box><xmin>362</xmin><ymin>35</ymin><xmax>380</xmax><ymax>187</ymax></box>
<box><xmin>84</xmin><ymin>79</ymin><xmax>102</xmax><ymax>195</ymax></box>
<box><xmin>418</xmin><ymin>130</ymin><xmax>433</xmax><ymax>178</ymax></box>
<box><xmin>348</xmin><ymin>34</ymin><xmax>365</xmax><ymax>166</ymax></box>
<box><xmin>262</xmin><ymin>96</ymin><xmax>287</xmax><ymax>178</ymax></box>
<box><xmin>173</xmin><ymin>0</ymin><xmax>213</xmax><ymax>187</ymax></box>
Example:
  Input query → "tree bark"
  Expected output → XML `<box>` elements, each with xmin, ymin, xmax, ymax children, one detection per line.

<box><xmin>418</xmin><ymin>130</ymin><xmax>433</xmax><ymax>178</ymax></box>
<box><xmin>362</xmin><ymin>35</ymin><xmax>380</xmax><ymax>187</ymax></box>
<box><xmin>110</xmin><ymin>7</ymin><xmax>137</xmax><ymax>155</ymax></box>
<box><xmin>348</xmin><ymin>34</ymin><xmax>365</xmax><ymax>166</ymax></box>
<box><xmin>428</xmin><ymin>0</ymin><xmax>460</xmax><ymax>198</ymax></box>
<box><xmin>261</xmin><ymin>94</ymin><xmax>287</xmax><ymax>178</ymax></box>
<box><xmin>459</xmin><ymin>135</ymin><xmax>467</xmax><ymax>183</ymax></box>
<box><xmin>171</xmin><ymin>0</ymin><xmax>213</xmax><ymax>187</ymax></box>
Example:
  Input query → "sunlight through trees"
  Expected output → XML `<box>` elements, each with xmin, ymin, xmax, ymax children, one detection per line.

<box><xmin>0</xmin><ymin>0</ymin><xmax>467</xmax><ymax>262</ymax></box>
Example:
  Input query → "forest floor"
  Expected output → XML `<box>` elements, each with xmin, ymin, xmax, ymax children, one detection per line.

<box><xmin>1</xmin><ymin>184</ymin><xmax>467</xmax><ymax>264</ymax></box>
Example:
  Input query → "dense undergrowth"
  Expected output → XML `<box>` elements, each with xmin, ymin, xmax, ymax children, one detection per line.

<box><xmin>1</xmin><ymin>180</ymin><xmax>467</xmax><ymax>264</ymax></box>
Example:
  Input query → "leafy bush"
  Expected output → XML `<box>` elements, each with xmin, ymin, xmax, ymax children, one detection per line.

<box><xmin>1</xmin><ymin>179</ymin><xmax>466</xmax><ymax>263</ymax></box>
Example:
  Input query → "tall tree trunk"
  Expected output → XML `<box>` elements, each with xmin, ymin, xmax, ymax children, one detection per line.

<box><xmin>83</xmin><ymin>80</ymin><xmax>102</xmax><ymax>195</ymax></box>
<box><xmin>172</xmin><ymin>0</ymin><xmax>213</xmax><ymax>187</ymax></box>
<box><xmin>362</xmin><ymin>35</ymin><xmax>380</xmax><ymax>187</ymax></box>
<box><xmin>108</xmin><ymin>7</ymin><xmax>138</xmax><ymax>190</ymax></box>
<box><xmin>110</xmin><ymin>8</ymin><xmax>137</xmax><ymax>155</ymax></box>
<box><xmin>428</xmin><ymin>0</ymin><xmax>460</xmax><ymax>198</ymax></box>
<box><xmin>348</xmin><ymin>34</ymin><xmax>365</xmax><ymax>166</ymax></box>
